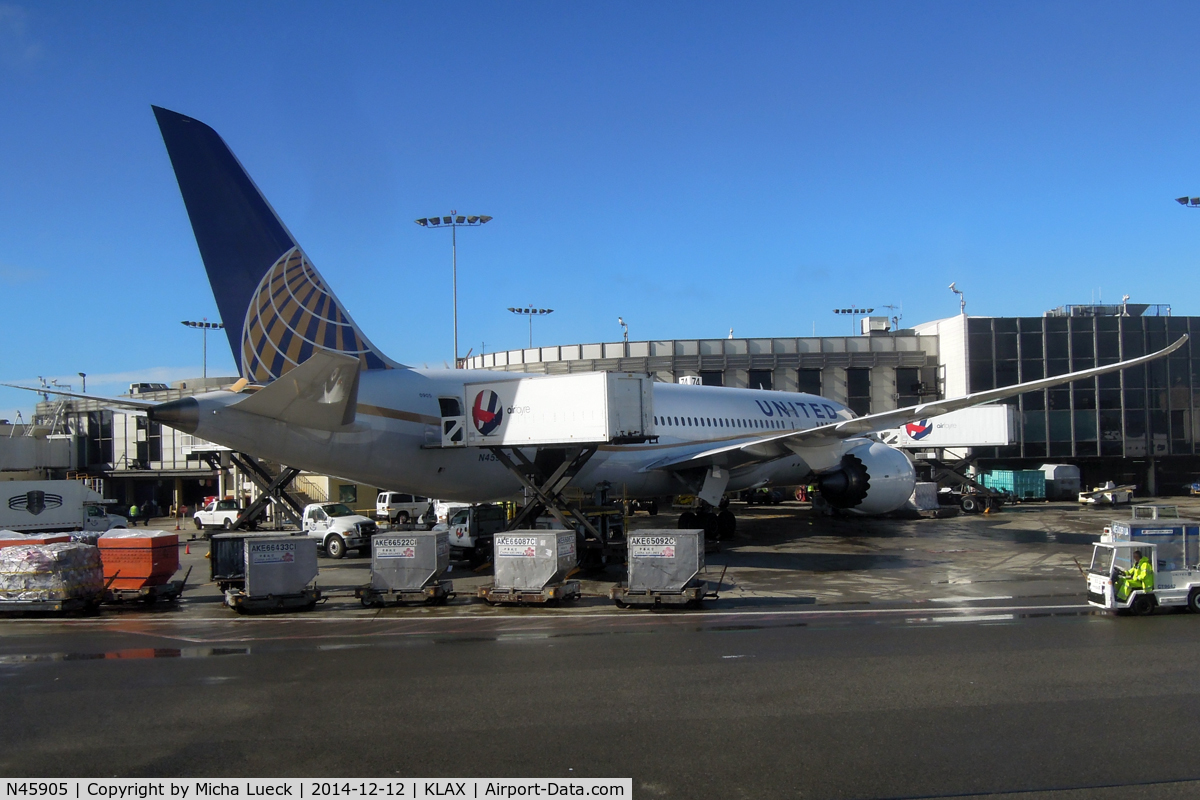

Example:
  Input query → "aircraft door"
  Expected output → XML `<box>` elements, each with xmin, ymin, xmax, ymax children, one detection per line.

<box><xmin>439</xmin><ymin>397</ymin><xmax>465</xmax><ymax>447</ymax></box>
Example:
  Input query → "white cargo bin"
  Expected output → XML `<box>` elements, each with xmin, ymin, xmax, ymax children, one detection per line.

<box><xmin>370</xmin><ymin>532</ymin><xmax>450</xmax><ymax>592</ymax></box>
<box><xmin>460</xmin><ymin>372</ymin><xmax>654</xmax><ymax>446</ymax></box>
<box><xmin>243</xmin><ymin>536</ymin><xmax>319</xmax><ymax>596</ymax></box>
<box><xmin>627</xmin><ymin>531</ymin><xmax>705</xmax><ymax>592</ymax></box>
<box><xmin>1040</xmin><ymin>464</ymin><xmax>1081</xmax><ymax>500</ymax></box>
<box><xmin>493</xmin><ymin>531</ymin><xmax>577</xmax><ymax>591</ymax></box>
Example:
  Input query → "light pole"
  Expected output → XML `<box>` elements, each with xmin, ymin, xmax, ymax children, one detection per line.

<box><xmin>1175</xmin><ymin>196</ymin><xmax>1200</xmax><ymax>209</ymax></box>
<box><xmin>78</xmin><ymin>373</ymin><xmax>86</xmax><ymax>393</ymax></box>
<box><xmin>832</xmin><ymin>307</ymin><xmax>873</xmax><ymax>335</ymax></box>
<box><xmin>508</xmin><ymin>306</ymin><xmax>554</xmax><ymax>349</ymax></box>
<box><xmin>181</xmin><ymin>319</ymin><xmax>225</xmax><ymax>379</ymax></box>
<box><xmin>949</xmin><ymin>282</ymin><xmax>965</xmax><ymax>315</ymax></box>
<box><xmin>415</xmin><ymin>212</ymin><xmax>493</xmax><ymax>368</ymax></box>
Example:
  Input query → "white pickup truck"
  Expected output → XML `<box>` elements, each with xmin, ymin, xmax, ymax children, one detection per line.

<box><xmin>302</xmin><ymin>502</ymin><xmax>378</xmax><ymax>558</ymax></box>
<box><xmin>194</xmin><ymin>498</ymin><xmax>243</xmax><ymax>531</ymax></box>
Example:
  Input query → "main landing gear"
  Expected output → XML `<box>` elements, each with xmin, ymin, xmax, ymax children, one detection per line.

<box><xmin>677</xmin><ymin>501</ymin><xmax>735</xmax><ymax>546</ymax></box>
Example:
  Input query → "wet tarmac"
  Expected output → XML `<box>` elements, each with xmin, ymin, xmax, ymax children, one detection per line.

<box><xmin>2</xmin><ymin>499</ymin><xmax>1199</xmax><ymax>798</ymax></box>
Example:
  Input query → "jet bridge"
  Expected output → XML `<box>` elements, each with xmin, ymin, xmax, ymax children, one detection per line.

<box><xmin>436</xmin><ymin>372</ymin><xmax>656</xmax><ymax>557</ymax></box>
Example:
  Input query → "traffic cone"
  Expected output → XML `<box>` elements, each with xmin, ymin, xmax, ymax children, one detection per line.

<box><xmin>185</xmin><ymin>541</ymin><xmax>190</xmax><ymax>554</ymax></box>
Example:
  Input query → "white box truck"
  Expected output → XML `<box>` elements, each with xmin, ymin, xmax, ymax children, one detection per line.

<box><xmin>448</xmin><ymin>372</ymin><xmax>654</xmax><ymax>447</ymax></box>
<box><xmin>0</xmin><ymin>480</ymin><xmax>128</xmax><ymax>534</ymax></box>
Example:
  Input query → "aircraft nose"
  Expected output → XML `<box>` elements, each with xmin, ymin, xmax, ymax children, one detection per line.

<box><xmin>150</xmin><ymin>397</ymin><xmax>199</xmax><ymax>433</ymax></box>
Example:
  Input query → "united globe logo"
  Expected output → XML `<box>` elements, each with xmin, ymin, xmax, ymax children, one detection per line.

<box><xmin>472</xmin><ymin>390</ymin><xmax>504</xmax><ymax>435</ymax></box>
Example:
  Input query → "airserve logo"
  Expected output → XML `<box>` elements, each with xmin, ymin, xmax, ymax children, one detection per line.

<box><xmin>472</xmin><ymin>390</ymin><xmax>504</xmax><ymax>435</ymax></box>
<box><xmin>905</xmin><ymin>419</ymin><xmax>932</xmax><ymax>440</ymax></box>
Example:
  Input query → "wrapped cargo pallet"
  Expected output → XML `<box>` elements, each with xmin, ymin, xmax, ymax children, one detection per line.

<box><xmin>0</xmin><ymin>530</ymin><xmax>72</xmax><ymax>550</ymax></box>
<box><xmin>0</xmin><ymin>543</ymin><xmax>105</xmax><ymax>603</ymax></box>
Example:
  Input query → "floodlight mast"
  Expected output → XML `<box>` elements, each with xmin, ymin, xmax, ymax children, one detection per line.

<box><xmin>508</xmin><ymin>306</ymin><xmax>554</xmax><ymax>349</ymax></box>
<box><xmin>181</xmin><ymin>318</ymin><xmax>225</xmax><ymax>379</ymax></box>
<box><xmin>415</xmin><ymin>213</ymin><xmax>493</xmax><ymax>367</ymax></box>
<box><xmin>832</xmin><ymin>306</ymin><xmax>874</xmax><ymax>335</ymax></box>
<box><xmin>1175</xmin><ymin>196</ymin><xmax>1200</xmax><ymax>208</ymax></box>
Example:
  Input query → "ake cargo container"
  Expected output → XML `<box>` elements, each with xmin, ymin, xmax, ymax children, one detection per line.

<box><xmin>370</xmin><ymin>532</ymin><xmax>450</xmax><ymax>593</ymax></box>
<box><xmin>626</xmin><ymin>530</ymin><xmax>705</xmax><ymax>593</ymax></box>
<box><xmin>244</xmin><ymin>536</ymin><xmax>319</xmax><ymax>597</ymax></box>
<box><xmin>492</xmin><ymin>531</ymin><xmax>577</xmax><ymax>591</ymax></box>
<box><xmin>210</xmin><ymin>532</ymin><xmax>288</xmax><ymax>590</ymax></box>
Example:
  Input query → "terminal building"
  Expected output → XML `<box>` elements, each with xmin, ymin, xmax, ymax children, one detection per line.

<box><xmin>4</xmin><ymin>301</ymin><xmax>1198</xmax><ymax>504</ymax></box>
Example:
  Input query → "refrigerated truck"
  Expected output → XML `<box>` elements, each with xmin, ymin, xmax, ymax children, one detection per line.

<box><xmin>0</xmin><ymin>480</ymin><xmax>128</xmax><ymax>534</ymax></box>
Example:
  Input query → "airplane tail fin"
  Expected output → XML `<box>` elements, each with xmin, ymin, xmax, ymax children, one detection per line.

<box><xmin>152</xmin><ymin>106</ymin><xmax>402</xmax><ymax>382</ymax></box>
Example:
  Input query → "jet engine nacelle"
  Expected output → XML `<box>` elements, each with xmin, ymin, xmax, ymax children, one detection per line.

<box><xmin>817</xmin><ymin>441</ymin><xmax>916</xmax><ymax>515</ymax></box>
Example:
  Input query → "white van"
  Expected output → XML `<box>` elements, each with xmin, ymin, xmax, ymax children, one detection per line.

<box><xmin>375</xmin><ymin>492</ymin><xmax>432</xmax><ymax>524</ymax></box>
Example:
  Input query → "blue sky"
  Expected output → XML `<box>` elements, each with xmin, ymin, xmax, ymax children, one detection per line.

<box><xmin>2</xmin><ymin>1</ymin><xmax>1200</xmax><ymax>420</ymax></box>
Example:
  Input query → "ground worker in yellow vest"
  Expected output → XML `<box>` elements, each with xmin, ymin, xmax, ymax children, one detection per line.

<box><xmin>1117</xmin><ymin>549</ymin><xmax>1154</xmax><ymax>601</ymax></box>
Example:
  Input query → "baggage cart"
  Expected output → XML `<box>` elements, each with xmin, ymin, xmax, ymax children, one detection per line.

<box><xmin>358</xmin><ymin>531</ymin><xmax>455</xmax><ymax>609</ymax></box>
<box><xmin>480</xmin><ymin>531</ymin><xmax>580</xmax><ymax>606</ymax></box>
<box><xmin>0</xmin><ymin>595</ymin><xmax>103</xmax><ymax>615</ymax></box>
<box><xmin>104</xmin><ymin>566</ymin><xmax>192</xmax><ymax>605</ymax></box>
<box><xmin>357</xmin><ymin>581</ymin><xmax>453</xmax><ymax>607</ymax></box>
<box><xmin>210</xmin><ymin>532</ymin><xmax>295</xmax><ymax>591</ymax></box>
<box><xmin>98</xmin><ymin>531</ymin><xmax>181</xmax><ymax>594</ymax></box>
<box><xmin>477</xmin><ymin>581</ymin><xmax>581</xmax><ymax>606</ymax></box>
<box><xmin>610</xmin><ymin>530</ymin><xmax>724</xmax><ymax>608</ymax></box>
<box><xmin>222</xmin><ymin>536</ymin><xmax>320</xmax><ymax>614</ymax></box>
<box><xmin>224</xmin><ymin>587</ymin><xmax>321</xmax><ymax>613</ymax></box>
<box><xmin>0</xmin><ymin>542</ymin><xmax>108</xmax><ymax>615</ymax></box>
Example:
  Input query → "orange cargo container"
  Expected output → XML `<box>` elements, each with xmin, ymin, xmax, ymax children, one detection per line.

<box><xmin>0</xmin><ymin>535</ymin><xmax>71</xmax><ymax>550</ymax></box>
<box><xmin>98</xmin><ymin>533</ymin><xmax>180</xmax><ymax>589</ymax></box>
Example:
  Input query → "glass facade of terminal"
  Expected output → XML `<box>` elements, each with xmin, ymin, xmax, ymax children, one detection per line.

<box><xmin>965</xmin><ymin>312</ymin><xmax>1198</xmax><ymax>462</ymax></box>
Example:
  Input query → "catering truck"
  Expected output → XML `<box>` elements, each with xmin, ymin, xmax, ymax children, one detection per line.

<box><xmin>0</xmin><ymin>480</ymin><xmax>128</xmax><ymax>534</ymax></box>
<box><xmin>441</xmin><ymin>371</ymin><xmax>654</xmax><ymax>448</ymax></box>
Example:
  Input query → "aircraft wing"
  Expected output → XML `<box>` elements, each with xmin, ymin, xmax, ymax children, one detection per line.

<box><xmin>0</xmin><ymin>383</ymin><xmax>158</xmax><ymax>411</ymax></box>
<box><xmin>644</xmin><ymin>334</ymin><xmax>1188</xmax><ymax>473</ymax></box>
